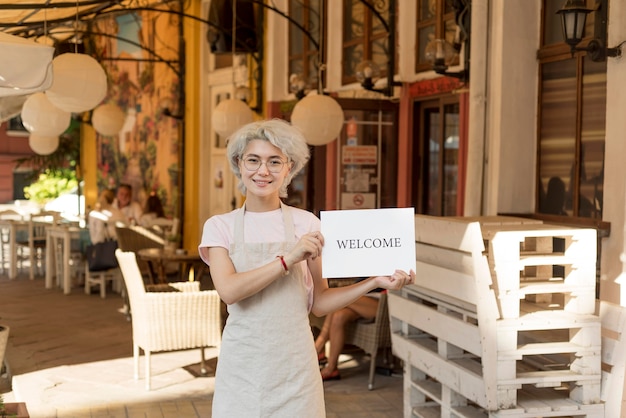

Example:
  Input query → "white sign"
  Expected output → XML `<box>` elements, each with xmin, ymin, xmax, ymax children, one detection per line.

<box><xmin>320</xmin><ymin>208</ymin><xmax>416</xmax><ymax>278</ymax></box>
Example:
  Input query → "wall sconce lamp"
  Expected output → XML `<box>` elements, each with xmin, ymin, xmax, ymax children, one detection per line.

<box><xmin>557</xmin><ymin>0</ymin><xmax>623</xmax><ymax>62</ymax></box>
<box><xmin>289</xmin><ymin>73</ymin><xmax>308</xmax><ymax>100</ymax></box>
<box><xmin>352</xmin><ymin>0</ymin><xmax>401</xmax><ymax>97</ymax></box>
<box><xmin>424</xmin><ymin>39</ymin><xmax>468</xmax><ymax>81</ymax></box>
<box><xmin>354</xmin><ymin>60</ymin><xmax>400</xmax><ymax>96</ymax></box>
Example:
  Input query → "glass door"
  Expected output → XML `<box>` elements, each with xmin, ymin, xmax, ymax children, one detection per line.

<box><xmin>413</xmin><ymin>99</ymin><xmax>460</xmax><ymax>216</ymax></box>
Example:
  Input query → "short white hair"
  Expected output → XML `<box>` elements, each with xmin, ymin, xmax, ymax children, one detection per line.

<box><xmin>226</xmin><ymin>119</ymin><xmax>310</xmax><ymax>197</ymax></box>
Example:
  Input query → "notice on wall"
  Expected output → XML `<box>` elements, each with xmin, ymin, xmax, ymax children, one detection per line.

<box><xmin>320</xmin><ymin>207</ymin><xmax>416</xmax><ymax>278</ymax></box>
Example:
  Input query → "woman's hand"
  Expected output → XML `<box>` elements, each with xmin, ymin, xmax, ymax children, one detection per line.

<box><xmin>372</xmin><ymin>269</ymin><xmax>415</xmax><ymax>291</ymax></box>
<box><xmin>285</xmin><ymin>231</ymin><xmax>324</xmax><ymax>266</ymax></box>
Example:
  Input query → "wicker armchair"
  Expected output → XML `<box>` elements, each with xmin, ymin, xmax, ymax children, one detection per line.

<box><xmin>115</xmin><ymin>224</ymin><xmax>164</xmax><ymax>275</ymax></box>
<box><xmin>344</xmin><ymin>291</ymin><xmax>392</xmax><ymax>390</ymax></box>
<box><xmin>115</xmin><ymin>249</ymin><xmax>222</xmax><ymax>390</ymax></box>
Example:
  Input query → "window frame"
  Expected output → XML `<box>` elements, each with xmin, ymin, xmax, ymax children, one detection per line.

<box><xmin>534</xmin><ymin>0</ymin><xmax>610</xmax><ymax>232</ymax></box>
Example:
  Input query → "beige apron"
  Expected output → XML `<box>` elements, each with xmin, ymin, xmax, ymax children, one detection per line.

<box><xmin>212</xmin><ymin>203</ymin><xmax>325</xmax><ymax>417</ymax></box>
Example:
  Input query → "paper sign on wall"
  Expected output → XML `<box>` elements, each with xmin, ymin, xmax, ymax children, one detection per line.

<box><xmin>320</xmin><ymin>207</ymin><xmax>416</xmax><ymax>278</ymax></box>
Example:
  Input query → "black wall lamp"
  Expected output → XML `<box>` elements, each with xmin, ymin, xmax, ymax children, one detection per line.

<box><xmin>423</xmin><ymin>0</ymin><xmax>470</xmax><ymax>82</ymax></box>
<box><xmin>557</xmin><ymin>0</ymin><xmax>624</xmax><ymax>62</ymax></box>
<box><xmin>354</xmin><ymin>0</ymin><xmax>401</xmax><ymax>97</ymax></box>
<box><xmin>424</xmin><ymin>38</ymin><xmax>468</xmax><ymax>81</ymax></box>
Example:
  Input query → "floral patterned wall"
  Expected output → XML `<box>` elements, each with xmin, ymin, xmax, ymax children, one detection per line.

<box><xmin>91</xmin><ymin>6</ymin><xmax>181</xmax><ymax>217</ymax></box>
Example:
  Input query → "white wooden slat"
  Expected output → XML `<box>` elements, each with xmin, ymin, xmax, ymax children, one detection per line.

<box><xmin>391</xmin><ymin>333</ymin><xmax>489</xmax><ymax>409</ymax></box>
<box><xmin>414</xmin><ymin>261</ymin><xmax>479</xmax><ymax>306</ymax></box>
<box><xmin>597</xmin><ymin>301</ymin><xmax>626</xmax><ymax>417</ymax></box>
<box><xmin>415</xmin><ymin>215</ymin><xmax>485</xmax><ymax>253</ymax></box>
<box><xmin>388</xmin><ymin>292</ymin><xmax>483</xmax><ymax>357</ymax></box>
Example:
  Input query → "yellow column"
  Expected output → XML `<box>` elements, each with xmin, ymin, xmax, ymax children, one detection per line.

<box><xmin>182</xmin><ymin>1</ymin><xmax>202</xmax><ymax>250</ymax></box>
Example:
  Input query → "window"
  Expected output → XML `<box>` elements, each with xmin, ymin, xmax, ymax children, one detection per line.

<box><xmin>537</xmin><ymin>0</ymin><xmax>605</xmax><ymax>219</ymax></box>
<box><xmin>289</xmin><ymin>0</ymin><xmax>324</xmax><ymax>91</ymax></box>
<box><xmin>415</xmin><ymin>0</ymin><xmax>457</xmax><ymax>72</ymax></box>
<box><xmin>342</xmin><ymin>0</ymin><xmax>393</xmax><ymax>84</ymax></box>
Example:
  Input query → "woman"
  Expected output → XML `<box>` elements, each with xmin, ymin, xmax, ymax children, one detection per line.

<box><xmin>88</xmin><ymin>189</ymin><xmax>126</xmax><ymax>244</ymax></box>
<box><xmin>139</xmin><ymin>194</ymin><xmax>168</xmax><ymax>230</ymax></box>
<box><xmin>198</xmin><ymin>119</ymin><xmax>414</xmax><ymax>417</ymax></box>
<box><xmin>315</xmin><ymin>289</ymin><xmax>382</xmax><ymax>381</ymax></box>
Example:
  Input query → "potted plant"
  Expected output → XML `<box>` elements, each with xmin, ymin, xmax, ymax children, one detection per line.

<box><xmin>0</xmin><ymin>394</ymin><xmax>30</xmax><ymax>418</ymax></box>
<box><xmin>0</xmin><ymin>325</ymin><xmax>8</xmax><ymax>377</ymax></box>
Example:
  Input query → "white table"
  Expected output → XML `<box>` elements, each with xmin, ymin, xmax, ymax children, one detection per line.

<box><xmin>45</xmin><ymin>224</ymin><xmax>86</xmax><ymax>295</ymax></box>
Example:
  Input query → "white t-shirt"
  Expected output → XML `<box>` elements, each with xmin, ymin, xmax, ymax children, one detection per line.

<box><xmin>199</xmin><ymin>205</ymin><xmax>320</xmax><ymax>308</ymax></box>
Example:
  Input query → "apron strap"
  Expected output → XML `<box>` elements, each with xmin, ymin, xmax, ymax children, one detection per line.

<box><xmin>234</xmin><ymin>201</ymin><xmax>295</xmax><ymax>244</ymax></box>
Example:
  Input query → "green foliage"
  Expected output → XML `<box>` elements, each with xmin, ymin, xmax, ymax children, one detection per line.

<box><xmin>14</xmin><ymin>118</ymin><xmax>81</xmax><ymax>183</ymax></box>
<box><xmin>23</xmin><ymin>170</ymin><xmax>78</xmax><ymax>204</ymax></box>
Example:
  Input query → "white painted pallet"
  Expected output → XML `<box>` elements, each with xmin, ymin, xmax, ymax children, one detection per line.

<box><xmin>484</xmin><ymin>224</ymin><xmax>598</xmax><ymax>319</ymax></box>
<box><xmin>389</xmin><ymin>215</ymin><xmax>606</xmax><ymax>417</ymax></box>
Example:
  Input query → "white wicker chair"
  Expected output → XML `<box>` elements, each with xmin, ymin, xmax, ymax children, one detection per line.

<box><xmin>115</xmin><ymin>249</ymin><xmax>222</xmax><ymax>390</ymax></box>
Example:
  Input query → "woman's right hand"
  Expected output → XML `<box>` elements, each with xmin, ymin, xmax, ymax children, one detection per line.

<box><xmin>285</xmin><ymin>231</ymin><xmax>324</xmax><ymax>265</ymax></box>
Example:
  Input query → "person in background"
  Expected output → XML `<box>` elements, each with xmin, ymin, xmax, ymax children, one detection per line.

<box><xmin>88</xmin><ymin>189</ymin><xmax>126</xmax><ymax>244</ymax></box>
<box><xmin>314</xmin><ymin>288</ymin><xmax>382</xmax><ymax>381</ymax></box>
<box><xmin>139</xmin><ymin>194</ymin><xmax>166</xmax><ymax>227</ymax></box>
<box><xmin>114</xmin><ymin>183</ymin><xmax>143</xmax><ymax>224</ymax></box>
<box><xmin>198</xmin><ymin>119</ymin><xmax>415</xmax><ymax>417</ymax></box>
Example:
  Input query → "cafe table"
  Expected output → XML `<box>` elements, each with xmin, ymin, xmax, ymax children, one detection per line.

<box><xmin>45</xmin><ymin>224</ymin><xmax>88</xmax><ymax>295</ymax></box>
<box><xmin>136</xmin><ymin>247</ymin><xmax>208</xmax><ymax>285</ymax></box>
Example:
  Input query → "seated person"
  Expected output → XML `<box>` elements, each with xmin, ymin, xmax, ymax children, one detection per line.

<box><xmin>88</xmin><ymin>189</ymin><xmax>126</xmax><ymax>244</ymax></box>
<box><xmin>139</xmin><ymin>194</ymin><xmax>166</xmax><ymax>227</ymax></box>
<box><xmin>314</xmin><ymin>282</ymin><xmax>382</xmax><ymax>381</ymax></box>
<box><xmin>114</xmin><ymin>183</ymin><xmax>143</xmax><ymax>225</ymax></box>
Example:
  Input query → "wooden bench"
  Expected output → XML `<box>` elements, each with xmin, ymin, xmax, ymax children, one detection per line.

<box><xmin>389</xmin><ymin>215</ymin><xmax>606</xmax><ymax>417</ymax></box>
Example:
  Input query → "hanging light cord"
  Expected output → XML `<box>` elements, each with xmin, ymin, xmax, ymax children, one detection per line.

<box><xmin>231</xmin><ymin>0</ymin><xmax>237</xmax><ymax>88</ymax></box>
<box><xmin>317</xmin><ymin>0</ymin><xmax>325</xmax><ymax>94</ymax></box>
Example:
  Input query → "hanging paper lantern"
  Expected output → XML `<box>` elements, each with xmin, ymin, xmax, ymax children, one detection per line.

<box><xmin>291</xmin><ymin>94</ymin><xmax>344</xmax><ymax>146</ymax></box>
<box><xmin>29</xmin><ymin>134</ymin><xmax>59</xmax><ymax>155</ymax></box>
<box><xmin>46</xmin><ymin>53</ymin><xmax>107</xmax><ymax>113</ymax></box>
<box><xmin>92</xmin><ymin>103</ymin><xmax>126</xmax><ymax>136</ymax></box>
<box><xmin>20</xmin><ymin>92</ymin><xmax>71</xmax><ymax>136</ymax></box>
<box><xmin>212</xmin><ymin>98</ymin><xmax>254</xmax><ymax>138</ymax></box>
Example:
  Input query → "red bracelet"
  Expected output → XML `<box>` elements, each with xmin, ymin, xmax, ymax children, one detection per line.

<box><xmin>277</xmin><ymin>255</ymin><xmax>289</xmax><ymax>276</ymax></box>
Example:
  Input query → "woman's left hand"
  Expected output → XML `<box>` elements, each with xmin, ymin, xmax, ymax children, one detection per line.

<box><xmin>373</xmin><ymin>269</ymin><xmax>415</xmax><ymax>290</ymax></box>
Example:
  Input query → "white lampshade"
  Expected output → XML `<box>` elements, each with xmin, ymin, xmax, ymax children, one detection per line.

<box><xmin>20</xmin><ymin>92</ymin><xmax>71</xmax><ymax>136</ymax></box>
<box><xmin>29</xmin><ymin>134</ymin><xmax>59</xmax><ymax>155</ymax></box>
<box><xmin>92</xmin><ymin>103</ymin><xmax>126</xmax><ymax>136</ymax></box>
<box><xmin>0</xmin><ymin>32</ymin><xmax>54</xmax><ymax>97</ymax></box>
<box><xmin>212</xmin><ymin>98</ymin><xmax>254</xmax><ymax>138</ymax></box>
<box><xmin>291</xmin><ymin>94</ymin><xmax>345</xmax><ymax>146</ymax></box>
<box><xmin>46</xmin><ymin>53</ymin><xmax>108</xmax><ymax>113</ymax></box>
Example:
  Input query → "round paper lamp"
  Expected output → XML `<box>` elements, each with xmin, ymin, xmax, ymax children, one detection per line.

<box><xmin>46</xmin><ymin>53</ymin><xmax>107</xmax><ymax>113</ymax></box>
<box><xmin>20</xmin><ymin>92</ymin><xmax>71</xmax><ymax>137</ymax></box>
<box><xmin>291</xmin><ymin>94</ymin><xmax>344</xmax><ymax>146</ymax></box>
<box><xmin>29</xmin><ymin>134</ymin><xmax>59</xmax><ymax>155</ymax></box>
<box><xmin>92</xmin><ymin>103</ymin><xmax>126</xmax><ymax>136</ymax></box>
<box><xmin>212</xmin><ymin>99</ymin><xmax>254</xmax><ymax>138</ymax></box>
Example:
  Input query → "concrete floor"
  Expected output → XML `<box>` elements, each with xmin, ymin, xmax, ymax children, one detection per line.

<box><xmin>0</xmin><ymin>272</ymin><xmax>404</xmax><ymax>417</ymax></box>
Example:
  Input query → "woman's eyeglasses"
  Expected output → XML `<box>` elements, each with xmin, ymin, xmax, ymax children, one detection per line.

<box><xmin>242</xmin><ymin>156</ymin><xmax>287</xmax><ymax>173</ymax></box>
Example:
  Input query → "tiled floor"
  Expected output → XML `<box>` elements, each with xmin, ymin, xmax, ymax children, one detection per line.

<box><xmin>0</xmin><ymin>273</ymin><xmax>404</xmax><ymax>417</ymax></box>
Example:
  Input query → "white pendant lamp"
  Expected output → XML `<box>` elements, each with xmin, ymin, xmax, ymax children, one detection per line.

<box><xmin>46</xmin><ymin>53</ymin><xmax>107</xmax><ymax>113</ymax></box>
<box><xmin>29</xmin><ymin>134</ymin><xmax>60</xmax><ymax>155</ymax></box>
<box><xmin>291</xmin><ymin>94</ymin><xmax>344</xmax><ymax>146</ymax></box>
<box><xmin>212</xmin><ymin>98</ymin><xmax>254</xmax><ymax>138</ymax></box>
<box><xmin>92</xmin><ymin>103</ymin><xmax>126</xmax><ymax>136</ymax></box>
<box><xmin>20</xmin><ymin>92</ymin><xmax>71</xmax><ymax>137</ymax></box>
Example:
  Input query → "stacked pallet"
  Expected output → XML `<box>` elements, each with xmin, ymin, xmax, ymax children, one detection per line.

<box><xmin>389</xmin><ymin>215</ymin><xmax>605</xmax><ymax>417</ymax></box>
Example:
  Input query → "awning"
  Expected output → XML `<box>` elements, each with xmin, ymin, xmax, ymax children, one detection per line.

<box><xmin>0</xmin><ymin>32</ymin><xmax>53</xmax><ymax>97</ymax></box>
